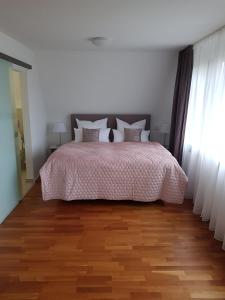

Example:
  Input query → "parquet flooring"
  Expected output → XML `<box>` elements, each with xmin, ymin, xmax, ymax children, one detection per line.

<box><xmin>0</xmin><ymin>182</ymin><xmax>225</xmax><ymax>299</ymax></box>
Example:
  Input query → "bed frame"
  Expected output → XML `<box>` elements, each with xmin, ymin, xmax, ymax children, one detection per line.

<box><xmin>71</xmin><ymin>114</ymin><xmax>151</xmax><ymax>141</ymax></box>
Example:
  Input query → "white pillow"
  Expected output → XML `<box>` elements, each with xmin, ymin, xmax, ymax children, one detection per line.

<box><xmin>99</xmin><ymin>129</ymin><xmax>111</xmax><ymax>142</ymax></box>
<box><xmin>113</xmin><ymin>129</ymin><xmax>150</xmax><ymax>142</ymax></box>
<box><xmin>141</xmin><ymin>130</ymin><xmax>150</xmax><ymax>142</ymax></box>
<box><xmin>116</xmin><ymin>118</ymin><xmax>146</xmax><ymax>132</ymax></box>
<box><xmin>74</xmin><ymin>128</ymin><xmax>110</xmax><ymax>143</ymax></box>
<box><xmin>74</xmin><ymin>128</ymin><xmax>83</xmax><ymax>142</ymax></box>
<box><xmin>113</xmin><ymin>129</ymin><xmax>124</xmax><ymax>142</ymax></box>
<box><xmin>76</xmin><ymin>118</ymin><xmax>107</xmax><ymax>129</ymax></box>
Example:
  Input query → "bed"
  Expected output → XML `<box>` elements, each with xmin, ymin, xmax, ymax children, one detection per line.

<box><xmin>40</xmin><ymin>114</ymin><xmax>187</xmax><ymax>204</ymax></box>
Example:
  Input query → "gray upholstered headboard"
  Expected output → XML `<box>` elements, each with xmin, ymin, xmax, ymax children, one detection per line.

<box><xmin>71</xmin><ymin>114</ymin><xmax>151</xmax><ymax>141</ymax></box>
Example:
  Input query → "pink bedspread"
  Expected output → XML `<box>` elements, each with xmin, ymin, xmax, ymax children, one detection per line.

<box><xmin>40</xmin><ymin>142</ymin><xmax>187</xmax><ymax>203</ymax></box>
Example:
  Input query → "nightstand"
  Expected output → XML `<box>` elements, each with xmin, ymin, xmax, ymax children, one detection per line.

<box><xmin>49</xmin><ymin>145</ymin><xmax>59</xmax><ymax>154</ymax></box>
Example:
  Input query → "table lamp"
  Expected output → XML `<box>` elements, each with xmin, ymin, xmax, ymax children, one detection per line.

<box><xmin>52</xmin><ymin>122</ymin><xmax>66</xmax><ymax>145</ymax></box>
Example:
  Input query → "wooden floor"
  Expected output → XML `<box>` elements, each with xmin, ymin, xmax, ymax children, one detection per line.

<box><xmin>1</xmin><ymin>183</ymin><xmax>225</xmax><ymax>300</ymax></box>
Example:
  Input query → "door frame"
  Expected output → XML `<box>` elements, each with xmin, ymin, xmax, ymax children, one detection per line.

<box><xmin>10</xmin><ymin>65</ymin><xmax>34</xmax><ymax>181</ymax></box>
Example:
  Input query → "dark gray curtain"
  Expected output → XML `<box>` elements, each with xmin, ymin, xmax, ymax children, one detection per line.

<box><xmin>169</xmin><ymin>45</ymin><xmax>193</xmax><ymax>164</ymax></box>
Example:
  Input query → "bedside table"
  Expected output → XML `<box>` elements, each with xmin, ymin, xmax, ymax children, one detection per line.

<box><xmin>49</xmin><ymin>145</ymin><xmax>59</xmax><ymax>154</ymax></box>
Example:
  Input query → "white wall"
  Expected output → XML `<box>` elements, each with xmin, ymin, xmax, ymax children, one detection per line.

<box><xmin>36</xmin><ymin>50</ymin><xmax>178</xmax><ymax>145</ymax></box>
<box><xmin>0</xmin><ymin>32</ymin><xmax>177</xmax><ymax>173</ymax></box>
<box><xmin>0</xmin><ymin>32</ymin><xmax>47</xmax><ymax>178</ymax></box>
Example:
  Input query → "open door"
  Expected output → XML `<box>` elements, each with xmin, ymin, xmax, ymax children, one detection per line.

<box><xmin>0</xmin><ymin>59</ymin><xmax>21</xmax><ymax>223</ymax></box>
<box><xmin>10</xmin><ymin>69</ymin><xmax>34</xmax><ymax>196</ymax></box>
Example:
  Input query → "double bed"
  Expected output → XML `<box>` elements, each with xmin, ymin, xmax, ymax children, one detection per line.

<box><xmin>40</xmin><ymin>114</ymin><xmax>187</xmax><ymax>204</ymax></box>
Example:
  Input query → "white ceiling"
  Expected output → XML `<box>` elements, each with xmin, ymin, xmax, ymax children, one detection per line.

<box><xmin>0</xmin><ymin>0</ymin><xmax>225</xmax><ymax>51</ymax></box>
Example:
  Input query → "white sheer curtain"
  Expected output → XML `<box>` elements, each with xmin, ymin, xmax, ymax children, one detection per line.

<box><xmin>182</xmin><ymin>27</ymin><xmax>225</xmax><ymax>249</ymax></box>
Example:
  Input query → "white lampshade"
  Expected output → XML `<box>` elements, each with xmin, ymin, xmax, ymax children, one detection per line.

<box><xmin>52</xmin><ymin>122</ymin><xmax>66</xmax><ymax>133</ymax></box>
<box><xmin>160</xmin><ymin>123</ymin><xmax>170</xmax><ymax>134</ymax></box>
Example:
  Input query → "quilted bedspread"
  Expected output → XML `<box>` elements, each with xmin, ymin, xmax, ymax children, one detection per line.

<box><xmin>40</xmin><ymin>142</ymin><xmax>187</xmax><ymax>203</ymax></box>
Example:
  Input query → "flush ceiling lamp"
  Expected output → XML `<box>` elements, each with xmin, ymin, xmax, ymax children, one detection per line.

<box><xmin>88</xmin><ymin>37</ymin><xmax>109</xmax><ymax>47</ymax></box>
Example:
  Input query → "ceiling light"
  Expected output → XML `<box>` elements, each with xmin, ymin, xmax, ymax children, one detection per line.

<box><xmin>88</xmin><ymin>37</ymin><xmax>109</xmax><ymax>47</ymax></box>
